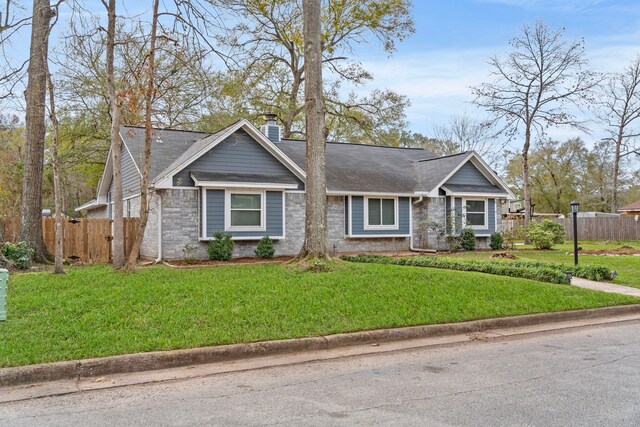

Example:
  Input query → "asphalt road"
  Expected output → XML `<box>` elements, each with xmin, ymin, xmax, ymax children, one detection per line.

<box><xmin>2</xmin><ymin>321</ymin><xmax>640</xmax><ymax>426</ymax></box>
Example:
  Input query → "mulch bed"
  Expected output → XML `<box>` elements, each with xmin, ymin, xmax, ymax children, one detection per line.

<box><xmin>491</xmin><ymin>252</ymin><xmax>518</xmax><ymax>259</ymax></box>
<box><xmin>165</xmin><ymin>256</ymin><xmax>294</xmax><ymax>268</ymax></box>
<box><xmin>571</xmin><ymin>246</ymin><xmax>640</xmax><ymax>256</ymax></box>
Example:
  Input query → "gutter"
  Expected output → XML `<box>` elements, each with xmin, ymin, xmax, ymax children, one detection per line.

<box><xmin>409</xmin><ymin>196</ymin><xmax>437</xmax><ymax>254</ymax></box>
<box><xmin>155</xmin><ymin>192</ymin><xmax>163</xmax><ymax>263</ymax></box>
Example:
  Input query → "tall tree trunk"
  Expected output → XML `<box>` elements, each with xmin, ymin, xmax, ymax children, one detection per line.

<box><xmin>125</xmin><ymin>0</ymin><xmax>159</xmax><ymax>270</ymax></box>
<box><xmin>46</xmin><ymin>71</ymin><xmax>64</xmax><ymax>274</ymax></box>
<box><xmin>522</xmin><ymin>127</ymin><xmax>531</xmax><ymax>227</ymax></box>
<box><xmin>298</xmin><ymin>0</ymin><xmax>327</xmax><ymax>259</ymax></box>
<box><xmin>105</xmin><ymin>0</ymin><xmax>125</xmax><ymax>268</ymax></box>
<box><xmin>611</xmin><ymin>127</ymin><xmax>623</xmax><ymax>213</ymax></box>
<box><xmin>19</xmin><ymin>0</ymin><xmax>54</xmax><ymax>263</ymax></box>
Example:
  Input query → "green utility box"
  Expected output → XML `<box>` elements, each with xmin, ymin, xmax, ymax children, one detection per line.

<box><xmin>0</xmin><ymin>269</ymin><xmax>7</xmax><ymax>321</ymax></box>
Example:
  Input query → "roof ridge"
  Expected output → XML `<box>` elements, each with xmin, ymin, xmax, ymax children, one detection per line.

<box><xmin>120</xmin><ymin>124</ymin><xmax>213</xmax><ymax>135</ymax></box>
<box><xmin>281</xmin><ymin>138</ymin><xmax>428</xmax><ymax>151</ymax></box>
<box><xmin>416</xmin><ymin>151</ymin><xmax>470</xmax><ymax>162</ymax></box>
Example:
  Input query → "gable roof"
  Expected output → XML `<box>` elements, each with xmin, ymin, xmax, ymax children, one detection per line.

<box><xmin>90</xmin><ymin>122</ymin><xmax>515</xmax><ymax>203</ymax></box>
<box><xmin>153</xmin><ymin>120</ymin><xmax>306</xmax><ymax>188</ymax></box>
<box><xmin>120</xmin><ymin>126</ymin><xmax>212</xmax><ymax>184</ymax></box>
<box><xmin>619</xmin><ymin>200</ymin><xmax>640</xmax><ymax>212</ymax></box>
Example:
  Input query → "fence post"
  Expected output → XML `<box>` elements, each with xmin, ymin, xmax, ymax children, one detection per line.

<box><xmin>0</xmin><ymin>269</ymin><xmax>7</xmax><ymax>321</ymax></box>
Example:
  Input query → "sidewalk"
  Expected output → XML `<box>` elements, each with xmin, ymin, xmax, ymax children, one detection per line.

<box><xmin>571</xmin><ymin>278</ymin><xmax>640</xmax><ymax>297</ymax></box>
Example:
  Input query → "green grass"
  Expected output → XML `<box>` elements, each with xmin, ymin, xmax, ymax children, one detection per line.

<box><xmin>0</xmin><ymin>263</ymin><xmax>637</xmax><ymax>367</ymax></box>
<box><xmin>440</xmin><ymin>242</ymin><xmax>640</xmax><ymax>288</ymax></box>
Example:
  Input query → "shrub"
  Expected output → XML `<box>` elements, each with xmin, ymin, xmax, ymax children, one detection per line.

<box><xmin>459</xmin><ymin>228</ymin><xmax>476</xmax><ymax>251</ymax></box>
<box><xmin>574</xmin><ymin>264</ymin><xmax>613</xmax><ymax>281</ymax></box>
<box><xmin>2</xmin><ymin>242</ymin><xmax>34</xmax><ymax>270</ymax></box>
<box><xmin>182</xmin><ymin>243</ymin><xmax>199</xmax><ymax>265</ymax></box>
<box><xmin>445</xmin><ymin>235</ymin><xmax>461</xmax><ymax>251</ymax></box>
<box><xmin>207</xmin><ymin>232</ymin><xmax>234</xmax><ymax>261</ymax></box>
<box><xmin>527</xmin><ymin>220</ymin><xmax>566</xmax><ymax>249</ymax></box>
<box><xmin>489</xmin><ymin>232</ymin><xmax>504</xmax><ymax>250</ymax></box>
<box><xmin>341</xmin><ymin>254</ymin><xmax>570</xmax><ymax>284</ymax></box>
<box><xmin>255</xmin><ymin>236</ymin><xmax>275</xmax><ymax>259</ymax></box>
<box><xmin>502</xmin><ymin>225</ymin><xmax>526</xmax><ymax>249</ymax></box>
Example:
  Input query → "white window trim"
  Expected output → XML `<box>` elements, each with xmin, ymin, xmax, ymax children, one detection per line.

<box><xmin>463</xmin><ymin>198</ymin><xmax>488</xmax><ymax>230</ymax></box>
<box><xmin>224</xmin><ymin>189</ymin><xmax>266</xmax><ymax>232</ymax></box>
<box><xmin>363</xmin><ymin>196</ymin><xmax>399</xmax><ymax>230</ymax></box>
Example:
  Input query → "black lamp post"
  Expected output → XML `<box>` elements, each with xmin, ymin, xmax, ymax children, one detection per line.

<box><xmin>570</xmin><ymin>200</ymin><xmax>580</xmax><ymax>266</ymax></box>
<box><xmin>530</xmin><ymin>203</ymin><xmax>536</xmax><ymax>221</ymax></box>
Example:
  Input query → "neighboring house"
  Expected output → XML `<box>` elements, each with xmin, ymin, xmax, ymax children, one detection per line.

<box><xmin>619</xmin><ymin>200</ymin><xmax>640</xmax><ymax>216</ymax></box>
<box><xmin>76</xmin><ymin>119</ymin><xmax>515</xmax><ymax>260</ymax></box>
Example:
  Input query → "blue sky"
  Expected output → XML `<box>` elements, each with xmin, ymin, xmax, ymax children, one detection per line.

<box><xmin>5</xmin><ymin>0</ymin><xmax>640</xmax><ymax>144</ymax></box>
<box><xmin>354</xmin><ymin>0</ymin><xmax>640</xmax><ymax>142</ymax></box>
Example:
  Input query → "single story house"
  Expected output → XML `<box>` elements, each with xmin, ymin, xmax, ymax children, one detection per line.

<box><xmin>76</xmin><ymin>119</ymin><xmax>516</xmax><ymax>260</ymax></box>
<box><xmin>619</xmin><ymin>200</ymin><xmax>640</xmax><ymax>216</ymax></box>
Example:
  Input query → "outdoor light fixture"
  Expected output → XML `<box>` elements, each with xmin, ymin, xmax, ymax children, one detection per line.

<box><xmin>530</xmin><ymin>203</ymin><xmax>536</xmax><ymax>221</ymax></box>
<box><xmin>570</xmin><ymin>200</ymin><xmax>580</xmax><ymax>266</ymax></box>
<box><xmin>570</xmin><ymin>200</ymin><xmax>580</xmax><ymax>214</ymax></box>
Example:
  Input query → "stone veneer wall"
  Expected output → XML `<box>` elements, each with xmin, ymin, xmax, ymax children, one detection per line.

<box><xmin>156</xmin><ymin>190</ymin><xmax>411</xmax><ymax>260</ymax></box>
<box><xmin>411</xmin><ymin>197</ymin><xmax>448</xmax><ymax>251</ymax></box>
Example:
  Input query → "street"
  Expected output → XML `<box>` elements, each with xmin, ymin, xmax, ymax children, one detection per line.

<box><xmin>1</xmin><ymin>320</ymin><xmax>639</xmax><ymax>426</ymax></box>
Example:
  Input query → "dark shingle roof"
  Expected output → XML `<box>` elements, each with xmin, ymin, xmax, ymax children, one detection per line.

<box><xmin>120</xmin><ymin>126</ymin><xmax>211</xmax><ymax>181</ymax></box>
<box><xmin>118</xmin><ymin>125</ymin><xmax>493</xmax><ymax>194</ymax></box>
<box><xmin>277</xmin><ymin>139</ymin><xmax>440</xmax><ymax>193</ymax></box>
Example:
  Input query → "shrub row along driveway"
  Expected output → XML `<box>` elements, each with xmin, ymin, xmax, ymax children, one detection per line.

<box><xmin>1</xmin><ymin>263</ymin><xmax>636</xmax><ymax>367</ymax></box>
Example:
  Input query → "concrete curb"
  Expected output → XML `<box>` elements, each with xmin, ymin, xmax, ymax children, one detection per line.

<box><xmin>2</xmin><ymin>304</ymin><xmax>640</xmax><ymax>388</ymax></box>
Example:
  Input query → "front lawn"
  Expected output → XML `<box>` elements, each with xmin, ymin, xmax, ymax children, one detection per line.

<box><xmin>440</xmin><ymin>242</ymin><xmax>640</xmax><ymax>288</ymax></box>
<box><xmin>0</xmin><ymin>263</ymin><xmax>637</xmax><ymax>367</ymax></box>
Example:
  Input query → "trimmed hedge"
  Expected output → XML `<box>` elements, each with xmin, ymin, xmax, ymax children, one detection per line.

<box><xmin>341</xmin><ymin>254</ymin><xmax>569</xmax><ymax>285</ymax></box>
<box><xmin>340</xmin><ymin>254</ymin><xmax>615</xmax><ymax>285</ymax></box>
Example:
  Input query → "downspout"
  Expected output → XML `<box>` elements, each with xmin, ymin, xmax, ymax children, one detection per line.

<box><xmin>410</xmin><ymin>195</ymin><xmax>437</xmax><ymax>253</ymax></box>
<box><xmin>155</xmin><ymin>191</ymin><xmax>163</xmax><ymax>263</ymax></box>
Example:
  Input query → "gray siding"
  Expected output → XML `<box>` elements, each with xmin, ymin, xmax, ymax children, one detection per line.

<box><xmin>445</xmin><ymin>162</ymin><xmax>493</xmax><ymax>187</ymax></box>
<box><xmin>173</xmin><ymin>130</ymin><xmax>303</xmax><ymax>189</ymax></box>
<box><xmin>205</xmin><ymin>189</ymin><xmax>283</xmax><ymax>239</ymax></box>
<box><xmin>122</xmin><ymin>147</ymin><xmax>141</xmax><ymax>197</ymax></box>
<box><xmin>454</xmin><ymin>197</ymin><xmax>462</xmax><ymax>231</ymax></box>
<box><xmin>350</xmin><ymin>196</ymin><xmax>410</xmax><ymax>236</ymax></box>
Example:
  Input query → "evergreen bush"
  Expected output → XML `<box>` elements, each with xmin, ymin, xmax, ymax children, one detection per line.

<box><xmin>459</xmin><ymin>228</ymin><xmax>476</xmax><ymax>250</ymax></box>
<box><xmin>490</xmin><ymin>232</ymin><xmax>504</xmax><ymax>250</ymax></box>
<box><xmin>207</xmin><ymin>232</ymin><xmax>234</xmax><ymax>261</ymax></box>
<box><xmin>255</xmin><ymin>236</ymin><xmax>275</xmax><ymax>259</ymax></box>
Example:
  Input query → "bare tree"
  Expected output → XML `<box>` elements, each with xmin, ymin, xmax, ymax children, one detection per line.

<box><xmin>432</xmin><ymin>114</ymin><xmax>505</xmax><ymax>164</ymax></box>
<box><xmin>101</xmin><ymin>0</ymin><xmax>125</xmax><ymax>268</ymax></box>
<box><xmin>19</xmin><ymin>0</ymin><xmax>56</xmax><ymax>262</ymax></box>
<box><xmin>1</xmin><ymin>1</ymin><xmax>32</xmax><ymax>100</ymax></box>
<box><xmin>125</xmin><ymin>0</ymin><xmax>160</xmax><ymax>270</ymax></box>
<box><xmin>46</xmin><ymin>70</ymin><xmax>64</xmax><ymax>273</ymax></box>
<box><xmin>298</xmin><ymin>0</ymin><xmax>327</xmax><ymax>260</ymax></box>
<box><xmin>472</xmin><ymin>22</ymin><xmax>598</xmax><ymax>225</ymax></box>
<box><xmin>597</xmin><ymin>55</ymin><xmax>640</xmax><ymax>212</ymax></box>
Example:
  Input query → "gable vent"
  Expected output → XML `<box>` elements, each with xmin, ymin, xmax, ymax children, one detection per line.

<box><xmin>261</xmin><ymin>114</ymin><xmax>281</xmax><ymax>143</ymax></box>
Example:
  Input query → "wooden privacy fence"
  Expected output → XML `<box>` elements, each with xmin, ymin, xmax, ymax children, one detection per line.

<box><xmin>502</xmin><ymin>216</ymin><xmax>640</xmax><ymax>241</ymax></box>
<box><xmin>553</xmin><ymin>216</ymin><xmax>640</xmax><ymax>241</ymax></box>
<box><xmin>1</xmin><ymin>217</ymin><xmax>140</xmax><ymax>263</ymax></box>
